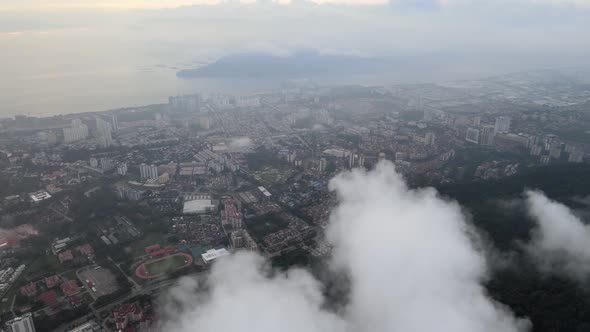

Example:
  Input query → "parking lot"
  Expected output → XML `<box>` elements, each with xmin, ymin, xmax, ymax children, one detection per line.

<box><xmin>77</xmin><ymin>266</ymin><xmax>119</xmax><ymax>300</ymax></box>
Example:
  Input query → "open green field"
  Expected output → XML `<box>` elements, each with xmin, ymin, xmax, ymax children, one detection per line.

<box><xmin>253</xmin><ymin>167</ymin><xmax>294</xmax><ymax>187</ymax></box>
<box><xmin>26</xmin><ymin>255</ymin><xmax>64</xmax><ymax>276</ymax></box>
<box><xmin>144</xmin><ymin>255</ymin><xmax>189</xmax><ymax>275</ymax></box>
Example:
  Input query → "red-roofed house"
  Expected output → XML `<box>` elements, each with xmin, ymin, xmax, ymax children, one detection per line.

<box><xmin>20</xmin><ymin>282</ymin><xmax>37</xmax><ymax>297</ymax></box>
<box><xmin>69</xmin><ymin>295</ymin><xmax>82</xmax><ymax>307</ymax></box>
<box><xmin>113</xmin><ymin>303</ymin><xmax>143</xmax><ymax>330</ymax></box>
<box><xmin>39</xmin><ymin>290</ymin><xmax>58</xmax><ymax>306</ymax></box>
<box><xmin>145</xmin><ymin>244</ymin><xmax>161</xmax><ymax>254</ymax></box>
<box><xmin>61</xmin><ymin>280</ymin><xmax>81</xmax><ymax>297</ymax></box>
<box><xmin>58</xmin><ymin>249</ymin><xmax>74</xmax><ymax>263</ymax></box>
<box><xmin>44</xmin><ymin>275</ymin><xmax>61</xmax><ymax>288</ymax></box>
<box><xmin>76</xmin><ymin>243</ymin><xmax>94</xmax><ymax>256</ymax></box>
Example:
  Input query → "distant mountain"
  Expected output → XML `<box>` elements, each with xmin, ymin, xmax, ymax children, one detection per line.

<box><xmin>176</xmin><ymin>50</ymin><xmax>427</xmax><ymax>79</ymax></box>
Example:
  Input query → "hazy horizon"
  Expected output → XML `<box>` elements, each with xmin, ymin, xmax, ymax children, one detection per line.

<box><xmin>1</xmin><ymin>0</ymin><xmax>590</xmax><ymax>117</ymax></box>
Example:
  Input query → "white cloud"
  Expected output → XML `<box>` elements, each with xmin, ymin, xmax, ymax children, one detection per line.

<box><xmin>158</xmin><ymin>162</ymin><xmax>529</xmax><ymax>332</ymax></box>
<box><xmin>327</xmin><ymin>162</ymin><xmax>528</xmax><ymax>332</ymax></box>
<box><xmin>159</xmin><ymin>253</ymin><xmax>346</xmax><ymax>332</ymax></box>
<box><xmin>524</xmin><ymin>190</ymin><xmax>590</xmax><ymax>282</ymax></box>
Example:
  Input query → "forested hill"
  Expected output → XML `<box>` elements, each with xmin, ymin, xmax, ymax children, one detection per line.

<box><xmin>438</xmin><ymin>163</ymin><xmax>590</xmax><ymax>332</ymax></box>
<box><xmin>437</xmin><ymin>163</ymin><xmax>590</xmax><ymax>249</ymax></box>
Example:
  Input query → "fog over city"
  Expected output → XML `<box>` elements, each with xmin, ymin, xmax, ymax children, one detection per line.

<box><xmin>159</xmin><ymin>162</ymin><xmax>530</xmax><ymax>332</ymax></box>
<box><xmin>1</xmin><ymin>1</ymin><xmax>590</xmax><ymax>332</ymax></box>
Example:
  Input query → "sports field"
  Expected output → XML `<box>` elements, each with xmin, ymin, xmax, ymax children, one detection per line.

<box><xmin>135</xmin><ymin>253</ymin><xmax>193</xmax><ymax>279</ymax></box>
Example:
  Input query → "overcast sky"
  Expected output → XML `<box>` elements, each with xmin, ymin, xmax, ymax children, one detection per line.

<box><xmin>1</xmin><ymin>0</ymin><xmax>589</xmax><ymax>116</ymax></box>
<box><xmin>1</xmin><ymin>0</ymin><xmax>589</xmax><ymax>59</ymax></box>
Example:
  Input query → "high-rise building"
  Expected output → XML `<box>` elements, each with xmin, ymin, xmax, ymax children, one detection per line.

<box><xmin>95</xmin><ymin>117</ymin><xmax>113</xmax><ymax>148</ymax></box>
<box><xmin>287</xmin><ymin>151</ymin><xmax>296</xmax><ymax>164</ymax></box>
<box><xmin>89</xmin><ymin>157</ymin><xmax>99</xmax><ymax>168</ymax></box>
<box><xmin>424</xmin><ymin>132</ymin><xmax>436</xmax><ymax>146</ymax></box>
<box><xmin>319</xmin><ymin>158</ymin><xmax>327</xmax><ymax>172</ymax></box>
<box><xmin>117</xmin><ymin>163</ymin><xmax>128</xmax><ymax>176</ymax></box>
<box><xmin>568</xmin><ymin>150</ymin><xmax>584</xmax><ymax>163</ymax></box>
<box><xmin>494</xmin><ymin>116</ymin><xmax>511</xmax><ymax>134</ymax></box>
<box><xmin>530</xmin><ymin>145</ymin><xmax>543</xmax><ymax>156</ymax></box>
<box><xmin>139</xmin><ymin>163</ymin><xmax>149</xmax><ymax>179</ymax></box>
<box><xmin>140</xmin><ymin>164</ymin><xmax>159</xmax><ymax>180</ymax></box>
<box><xmin>5</xmin><ymin>312</ymin><xmax>36</xmax><ymax>332</ymax></box>
<box><xmin>549</xmin><ymin>143</ymin><xmax>562</xmax><ymax>159</ymax></box>
<box><xmin>230</xmin><ymin>230</ymin><xmax>257</xmax><ymax>251</ymax></box>
<box><xmin>465</xmin><ymin>127</ymin><xmax>480</xmax><ymax>144</ymax></box>
<box><xmin>479</xmin><ymin>125</ymin><xmax>495</xmax><ymax>146</ymax></box>
<box><xmin>169</xmin><ymin>94</ymin><xmax>200</xmax><ymax>112</ymax></box>
<box><xmin>110</xmin><ymin>113</ymin><xmax>119</xmax><ymax>132</ymax></box>
<box><xmin>63</xmin><ymin>119</ymin><xmax>89</xmax><ymax>144</ymax></box>
<box><xmin>100</xmin><ymin>158</ymin><xmax>114</xmax><ymax>171</ymax></box>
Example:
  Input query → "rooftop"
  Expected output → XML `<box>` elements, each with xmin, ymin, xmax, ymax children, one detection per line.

<box><xmin>183</xmin><ymin>199</ymin><xmax>215</xmax><ymax>214</ymax></box>
<box><xmin>29</xmin><ymin>191</ymin><xmax>52</xmax><ymax>202</ymax></box>
<box><xmin>201</xmin><ymin>248</ymin><xmax>230</xmax><ymax>263</ymax></box>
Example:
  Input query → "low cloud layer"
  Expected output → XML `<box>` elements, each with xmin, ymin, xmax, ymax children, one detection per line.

<box><xmin>159</xmin><ymin>254</ymin><xmax>346</xmax><ymax>332</ymax></box>
<box><xmin>525</xmin><ymin>190</ymin><xmax>590</xmax><ymax>282</ymax></box>
<box><xmin>159</xmin><ymin>162</ymin><xmax>528</xmax><ymax>332</ymax></box>
<box><xmin>326</xmin><ymin>162</ymin><xmax>527</xmax><ymax>332</ymax></box>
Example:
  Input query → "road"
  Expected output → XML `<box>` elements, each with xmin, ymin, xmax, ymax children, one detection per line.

<box><xmin>52</xmin><ymin>271</ymin><xmax>207</xmax><ymax>332</ymax></box>
<box><xmin>50</xmin><ymin>277</ymin><xmax>185</xmax><ymax>332</ymax></box>
<box><xmin>107</xmin><ymin>257</ymin><xmax>141</xmax><ymax>290</ymax></box>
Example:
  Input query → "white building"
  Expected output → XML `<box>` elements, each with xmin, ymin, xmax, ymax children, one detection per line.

<box><xmin>110</xmin><ymin>113</ymin><xmax>119</xmax><ymax>132</ymax></box>
<box><xmin>65</xmin><ymin>320</ymin><xmax>102</xmax><ymax>332</ymax></box>
<box><xmin>169</xmin><ymin>94</ymin><xmax>200</xmax><ymax>112</ymax></box>
<box><xmin>494</xmin><ymin>116</ymin><xmax>511</xmax><ymax>134</ymax></box>
<box><xmin>63</xmin><ymin>119</ymin><xmax>89</xmax><ymax>144</ymax></box>
<box><xmin>89</xmin><ymin>158</ymin><xmax>99</xmax><ymax>168</ymax></box>
<box><xmin>549</xmin><ymin>144</ymin><xmax>562</xmax><ymax>159</ymax></box>
<box><xmin>569</xmin><ymin>150</ymin><xmax>584</xmax><ymax>163</ymax></box>
<box><xmin>95</xmin><ymin>117</ymin><xmax>113</xmax><ymax>148</ymax></box>
<box><xmin>480</xmin><ymin>125</ymin><xmax>495</xmax><ymax>146</ymax></box>
<box><xmin>424</xmin><ymin>132</ymin><xmax>436</xmax><ymax>146</ymax></box>
<box><xmin>5</xmin><ymin>312</ymin><xmax>36</xmax><ymax>332</ymax></box>
<box><xmin>201</xmin><ymin>248</ymin><xmax>230</xmax><ymax>265</ymax></box>
<box><xmin>100</xmin><ymin>158</ymin><xmax>114</xmax><ymax>171</ymax></box>
<box><xmin>319</xmin><ymin>158</ymin><xmax>327</xmax><ymax>172</ymax></box>
<box><xmin>183</xmin><ymin>198</ymin><xmax>215</xmax><ymax>214</ymax></box>
<box><xmin>29</xmin><ymin>191</ymin><xmax>52</xmax><ymax>203</ymax></box>
<box><xmin>465</xmin><ymin>127</ymin><xmax>480</xmax><ymax>144</ymax></box>
<box><xmin>139</xmin><ymin>164</ymin><xmax>158</xmax><ymax>180</ymax></box>
<box><xmin>530</xmin><ymin>145</ymin><xmax>543</xmax><ymax>156</ymax></box>
<box><xmin>235</xmin><ymin>95</ymin><xmax>261</xmax><ymax>108</ymax></box>
<box><xmin>117</xmin><ymin>163</ymin><xmax>128</xmax><ymax>176</ymax></box>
